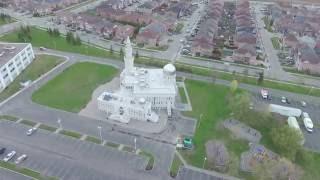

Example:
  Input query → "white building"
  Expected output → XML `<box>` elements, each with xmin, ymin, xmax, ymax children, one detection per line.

<box><xmin>97</xmin><ymin>37</ymin><xmax>177</xmax><ymax>123</ymax></box>
<box><xmin>97</xmin><ymin>92</ymin><xmax>159</xmax><ymax>123</ymax></box>
<box><xmin>0</xmin><ymin>43</ymin><xmax>35</xmax><ymax>92</ymax></box>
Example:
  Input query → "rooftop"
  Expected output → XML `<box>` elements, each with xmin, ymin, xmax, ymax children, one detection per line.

<box><xmin>0</xmin><ymin>43</ymin><xmax>30</xmax><ymax>67</ymax></box>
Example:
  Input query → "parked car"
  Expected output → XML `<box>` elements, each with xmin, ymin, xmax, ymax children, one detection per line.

<box><xmin>0</xmin><ymin>147</ymin><xmax>6</xmax><ymax>155</ymax></box>
<box><xmin>26</xmin><ymin>128</ymin><xmax>37</xmax><ymax>136</ymax></box>
<box><xmin>303</xmin><ymin>117</ymin><xmax>314</xmax><ymax>133</ymax></box>
<box><xmin>15</xmin><ymin>154</ymin><xmax>27</xmax><ymax>164</ymax></box>
<box><xmin>3</xmin><ymin>151</ymin><xmax>16</xmax><ymax>162</ymax></box>
<box><xmin>281</xmin><ymin>96</ymin><xmax>287</xmax><ymax>103</ymax></box>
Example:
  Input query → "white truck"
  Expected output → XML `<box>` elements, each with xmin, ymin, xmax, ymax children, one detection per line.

<box><xmin>269</xmin><ymin>104</ymin><xmax>302</xmax><ymax>117</ymax></box>
<box><xmin>287</xmin><ymin>117</ymin><xmax>305</xmax><ymax>145</ymax></box>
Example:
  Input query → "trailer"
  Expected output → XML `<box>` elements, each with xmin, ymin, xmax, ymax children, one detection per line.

<box><xmin>269</xmin><ymin>104</ymin><xmax>302</xmax><ymax>117</ymax></box>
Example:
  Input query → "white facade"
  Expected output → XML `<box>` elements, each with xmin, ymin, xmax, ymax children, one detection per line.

<box><xmin>97</xmin><ymin>37</ymin><xmax>177</xmax><ymax>123</ymax></box>
<box><xmin>0</xmin><ymin>43</ymin><xmax>35</xmax><ymax>92</ymax></box>
<box><xmin>97</xmin><ymin>92</ymin><xmax>159</xmax><ymax>123</ymax></box>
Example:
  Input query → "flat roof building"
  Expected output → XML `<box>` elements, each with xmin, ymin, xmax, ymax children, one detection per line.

<box><xmin>0</xmin><ymin>43</ymin><xmax>35</xmax><ymax>92</ymax></box>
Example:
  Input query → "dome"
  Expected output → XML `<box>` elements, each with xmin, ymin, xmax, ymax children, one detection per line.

<box><xmin>163</xmin><ymin>64</ymin><xmax>176</xmax><ymax>75</ymax></box>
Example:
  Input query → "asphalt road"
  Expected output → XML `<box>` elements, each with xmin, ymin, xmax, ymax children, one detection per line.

<box><xmin>0</xmin><ymin>168</ymin><xmax>33</xmax><ymax>180</ymax></box>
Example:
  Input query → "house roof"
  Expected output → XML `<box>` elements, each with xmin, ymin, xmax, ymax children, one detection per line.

<box><xmin>299</xmin><ymin>45</ymin><xmax>320</xmax><ymax>64</ymax></box>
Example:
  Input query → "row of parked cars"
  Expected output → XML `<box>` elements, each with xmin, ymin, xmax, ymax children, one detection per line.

<box><xmin>0</xmin><ymin>148</ymin><xmax>28</xmax><ymax>164</ymax></box>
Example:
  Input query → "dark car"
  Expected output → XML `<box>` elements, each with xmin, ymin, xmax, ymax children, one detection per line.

<box><xmin>0</xmin><ymin>147</ymin><xmax>6</xmax><ymax>155</ymax></box>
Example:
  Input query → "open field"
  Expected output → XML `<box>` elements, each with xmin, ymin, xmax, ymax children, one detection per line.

<box><xmin>0</xmin><ymin>55</ymin><xmax>64</xmax><ymax>102</ymax></box>
<box><xmin>0</xmin><ymin>27</ymin><xmax>119</xmax><ymax>59</ymax></box>
<box><xmin>32</xmin><ymin>62</ymin><xmax>118</xmax><ymax>112</ymax></box>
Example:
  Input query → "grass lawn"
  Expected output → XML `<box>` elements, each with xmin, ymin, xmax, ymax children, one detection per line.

<box><xmin>0</xmin><ymin>27</ymin><xmax>119</xmax><ymax>59</ymax></box>
<box><xmin>0</xmin><ymin>115</ymin><xmax>18</xmax><ymax>122</ymax></box>
<box><xmin>122</xmin><ymin>146</ymin><xmax>135</xmax><ymax>153</ymax></box>
<box><xmin>38</xmin><ymin>124</ymin><xmax>57</xmax><ymax>132</ymax></box>
<box><xmin>85</xmin><ymin>136</ymin><xmax>102</xmax><ymax>144</ymax></box>
<box><xmin>106</xmin><ymin>142</ymin><xmax>120</xmax><ymax>148</ymax></box>
<box><xmin>170</xmin><ymin>154</ymin><xmax>183</xmax><ymax>177</ymax></box>
<box><xmin>59</xmin><ymin>130</ymin><xmax>82</xmax><ymax>139</ymax></box>
<box><xmin>271</xmin><ymin>37</ymin><xmax>280</xmax><ymax>50</ymax></box>
<box><xmin>0</xmin><ymin>18</ymin><xmax>14</xmax><ymax>26</ymax></box>
<box><xmin>0</xmin><ymin>55</ymin><xmax>64</xmax><ymax>102</ymax></box>
<box><xmin>180</xmin><ymin>80</ymin><xmax>249</xmax><ymax>177</ymax></box>
<box><xmin>20</xmin><ymin>119</ymin><xmax>36</xmax><ymax>127</ymax></box>
<box><xmin>32</xmin><ymin>62</ymin><xmax>118</xmax><ymax>112</ymax></box>
<box><xmin>0</xmin><ymin>161</ymin><xmax>57</xmax><ymax>180</ymax></box>
<box><xmin>262</xmin><ymin>17</ymin><xmax>273</xmax><ymax>32</ymax></box>
<box><xmin>178</xmin><ymin>87</ymin><xmax>188</xmax><ymax>103</ymax></box>
<box><xmin>139</xmin><ymin>151</ymin><xmax>155</xmax><ymax>170</ymax></box>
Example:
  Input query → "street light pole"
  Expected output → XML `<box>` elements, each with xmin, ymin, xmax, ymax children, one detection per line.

<box><xmin>134</xmin><ymin>137</ymin><xmax>137</xmax><ymax>152</ymax></box>
<box><xmin>202</xmin><ymin>157</ymin><xmax>207</xmax><ymax>169</ymax></box>
<box><xmin>57</xmin><ymin>118</ymin><xmax>62</xmax><ymax>129</ymax></box>
<box><xmin>98</xmin><ymin>126</ymin><xmax>102</xmax><ymax>143</ymax></box>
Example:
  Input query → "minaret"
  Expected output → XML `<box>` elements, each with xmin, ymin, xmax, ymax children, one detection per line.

<box><xmin>124</xmin><ymin>36</ymin><xmax>134</xmax><ymax>73</ymax></box>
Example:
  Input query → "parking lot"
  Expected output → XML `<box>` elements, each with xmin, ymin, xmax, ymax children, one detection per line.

<box><xmin>177</xmin><ymin>167</ymin><xmax>224</xmax><ymax>180</ymax></box>
<box><xmin>0</xmin><ymin>168</ymin><xmax>33</xmax><ymax>180</ymax></box>
<box><xmin>0</xmin><ymin>121</ymin><xmax>149</xmax><ymax>180</ymax></box>
<box><xmin>251</xmin><ymin>92</ymin><xmax>320</xmax><ymax>152</ymax></box>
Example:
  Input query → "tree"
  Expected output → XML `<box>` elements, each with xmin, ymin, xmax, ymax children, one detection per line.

<box><xmin>271</xmin><ymin>126</ymin><xmax>303</xmax><ymax>161</ymax></box>
<box><xmin>75</xmin><ymin>35</ymin><xmax>81</xmax><ymax>45</ymax></box>
<box><xmin>47</xmin><ymin>28</ymin><xmax>53</xmax><ymax>36</ymax></box>
<box><xmin>212</xmin><ymin>47</ymin><xmax>222</xmax><ymax>59</ymax></box>
<box><xmin>120</xmin><ymin>47</ymin><xmax>124</xmax><ymax>57</ymax></box>
<box><xmin>253</xmin><ymin>158</ymin><xmax>303</xmax><ymax>180</ymax></box>
<box><xmin>66</xmin><ymin>31</ymin><xmax>72</xmax><ymax>43</ymax></box>
<box><xmin>258</xmin><ymin>72</ymin><xmax>264</xmax><ymax>84</ymax></box>
<box><xmin>135</xmin><ymin>51</ymin><xmax>139</xmax><ymax>59</ymax></box>
<box><xmin>230</xmin><ymin>80</ymin><xmax>238</xmax><ymax>94</ymax></box>
<box><xmin>110</xmin><ymin>45</ymin><xmax>113</xmax><ymax>54</ymax></box>
<box><xmin>53</xmin><ymin>28</ymin><xmax>60</xmax><ymax>37</ymax></box>
<box><xmin>229</xmin><ymin>92</ymin><xmax>251</xmax><ymax>120</ymax></box>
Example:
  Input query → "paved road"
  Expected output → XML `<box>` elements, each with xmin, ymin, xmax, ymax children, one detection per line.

<box><xmin>0</xmin><ymin>168</ymin><xmax>33</xmax><ymax>180</ymax></box>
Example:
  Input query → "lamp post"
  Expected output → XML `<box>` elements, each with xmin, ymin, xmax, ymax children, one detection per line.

<box><xmin>57</xmin><ymin>118</ymin><xmax>62</xmax><ymax>129</ymax></box>
<box><xmin>97</xmin><ymin>126</ymin><xmax>102</xmax><ymax>143</ymax></box>
<box><xmin>134</xmin><ymin>137</ymin><xmax>137</xmax><ymax>152</ymax></box>
<box><xmin>202</xmin><ymin>157</ymin><xmax>207</xmax><ymax>169</ymax></box>
<box><xmin>308</xmin><ymin>86</ymin><xmax>314</xmax><ymax>96</ymax></box>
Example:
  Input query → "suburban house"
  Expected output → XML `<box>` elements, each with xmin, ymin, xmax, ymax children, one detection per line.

<box><xmin>296</xmin><ymin>44</ymin><xmax>320</xmax><ymax>74</ymax></box>
<box><xmin>114</xmin><ymin>25</ymin><xmax>135</xmax><ymax>42</ymax></box>
<box><xmin>190</xmin><ymin>36</ymin><xmax>215</xmax><ymax>57</ymax></box>
<box><xmin>136</xmin><ymin>21</ymin><xmax>168</xmax><ymax>47</ymax></box>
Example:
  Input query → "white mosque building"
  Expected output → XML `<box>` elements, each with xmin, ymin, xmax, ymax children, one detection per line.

<box><xmin>97</xmin><ymin>37</ymin><xmax>177</xmax><ymax>123</ymax></box>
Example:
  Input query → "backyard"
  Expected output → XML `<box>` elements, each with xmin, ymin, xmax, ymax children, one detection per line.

<box><xmin>32</xmin><ymin>62</ymin><xmax>118</xmax><ymax>112</ymax></box>
<box><xmin>0</xmin><ymin>55</ymin><xmax>64</xmax><ymax>101</ymax></box>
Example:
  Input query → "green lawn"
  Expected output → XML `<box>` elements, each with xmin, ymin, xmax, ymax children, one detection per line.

<box><xmin>20</xmin><ymin>119</ymin><xmax>36</xmax><ymax>127</ymax></box>
<box><xmin>178</xmin><ymin>87</ymin><xmax>188</xmax><ymax>103</ymax></box>
<box><xmin>271</xmin><ymin>37</ymin><xmax>280</xmax><ymax>50</ymax></box>
<box><xmin>85</xmin><ymin>136</ymin><xmax>102</xmax><ymax>144</ymax></box>
<box><xmin>0</xmin><ymin>55</ymin><xmax>64</xmax><ymax>102</ymax></box>
<box><xmin>170</xmin><ymin>154</ymin><xmax>183</xmax><ymax>177</ymax></box>
<box><xmin>106</xmin><ymin>142</ymin><xmax>120</xmax><ymax>148</ymax></box>
<box><xmin>0</xmin><ymin>27</ymin><xmax>119</xmax><ymax>59</ymax></box>
<box><xmin>59</xmin><ymin>130</ymin><xmax>82</xmax><ymax>139</ymax></box>
<box><xmin>0</xmin><ymin>18</ymin><xmax>14</xmax><ymax>26</ymax></box>
<box><xmin>180</xmin><ymin>80</ymin><xmax>249</xmax><ymax>177</ymax></box>
<box><xmin>0</xmin><ymin>161</ymin><xmax>57</xmax><ymax>180</ymax></box>
<box><xmin>139</xmin><ymin>151</ymin><xmax>155</xmax><ymax>170</ymax></box>
<box><xmin>38</xmin><ymin>124</ymin><xmax>57</xmax><ymax>132</ymax></box>
<box><xmin>0</xmin><ymin>115</ymin><xmax>18</xmax><ymax>122</ymax></box>
<box><xmin>32</xmin><ymin>62</ymin><xmax>118</xmax><ymax>112</ymax></box>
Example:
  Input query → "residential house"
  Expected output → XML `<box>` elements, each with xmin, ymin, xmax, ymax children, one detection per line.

<box><xmin>114</xmin><ymin>25</ymin><xmax>135</xmax><ymax>42</ymax></box>
<box><xmin>136</xmin><ymin>21</ymin><xmax>168</xmax><ymax>47</ymax></box>
<box><xmin>296</xmin><ymin>44</ymin><xmax>320</xmax><ymax>74</ymax></box>
<box><xmin>190</xmin><ymin>36</ymin><xmax>215</xmax><ymax>57</ymax></box>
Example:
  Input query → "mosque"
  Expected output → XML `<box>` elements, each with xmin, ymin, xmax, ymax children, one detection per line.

<box><xmin>97</xmin><ymin>37</ymin><xmax>177</xmax><ymax>123</ymax></box>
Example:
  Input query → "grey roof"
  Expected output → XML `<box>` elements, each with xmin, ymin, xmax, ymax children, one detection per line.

<box><xmin>0</xmin><ymin>43</ymin><xmax>29</xmax><ymax>67</ymax></box>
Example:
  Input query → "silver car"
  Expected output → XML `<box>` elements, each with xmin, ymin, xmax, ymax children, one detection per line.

<box><xmin>3</xmin><ymin>151</ymin><xmax>16</xmax><ymax>162</ymax></box>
